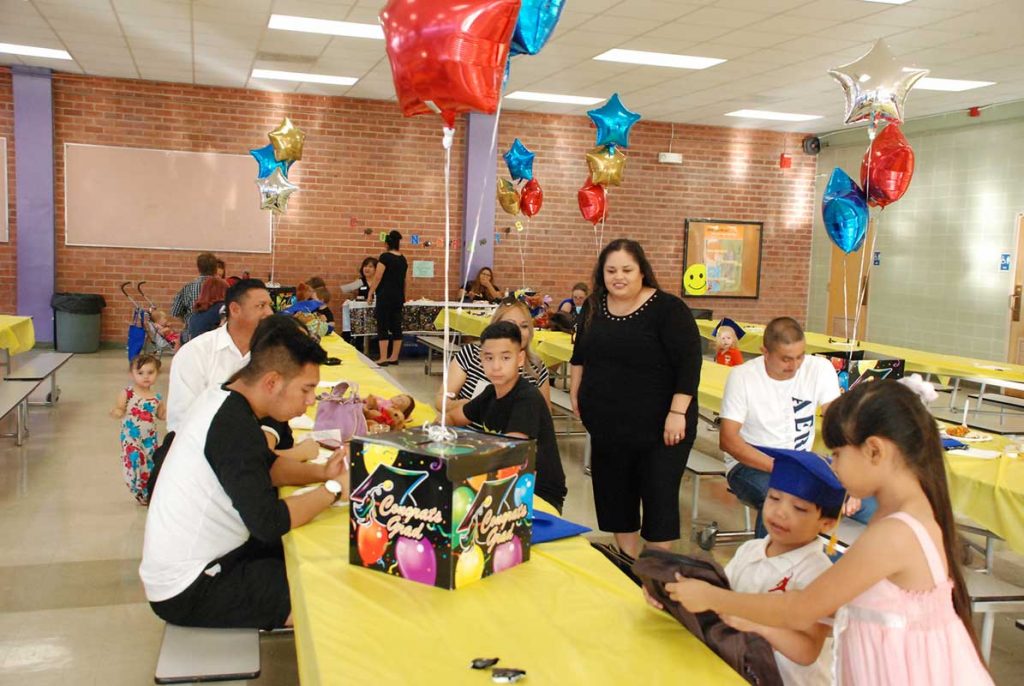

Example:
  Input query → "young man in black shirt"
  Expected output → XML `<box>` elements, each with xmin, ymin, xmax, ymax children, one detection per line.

<box><xmin>447</xmin><ymin>321</ymin><xmax>567</xmax><ymax>512</ymax></box>
<box><xmin>141</xmin><ymin>315</ymin><xmax>348</xmax><ymax>630</ymax></box>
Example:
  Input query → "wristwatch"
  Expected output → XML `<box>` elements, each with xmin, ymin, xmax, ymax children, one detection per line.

<box><xmin>324</xmin><ymin>479</ymin><xmax>343</xmax><ymax>502</ymax></box>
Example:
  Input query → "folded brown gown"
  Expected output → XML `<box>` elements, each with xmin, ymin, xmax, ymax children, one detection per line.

<box><xmin>632</xmin><ymin>549</ymin><xmax>783</xmax><ymax>686</ymax></box>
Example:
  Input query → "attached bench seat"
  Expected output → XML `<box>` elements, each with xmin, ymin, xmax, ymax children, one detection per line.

<box><xmin>415</xmin><ymin>335</ymin><xmax>448</xmax><ymax>376</ymax></box>
<box><xmin>155</xmin><ymin>624</ymin><xmax>260</xmax><ymax>684</ymax></box>
<box><xmin>0</xmin><ymin>380</ymin><xmax>41</xmax><ymax>446</ymax></box>
<box><xmin>5</xmin><ymin>351</ymin><xmax>73</xmax><ymax>405</ymax></box>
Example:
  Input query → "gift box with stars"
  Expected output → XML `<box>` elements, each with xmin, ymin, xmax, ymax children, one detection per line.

<box><xmin>349</xmin><ymin>428</ymin><xmax>536</xmax><ymax>589</ymax></box>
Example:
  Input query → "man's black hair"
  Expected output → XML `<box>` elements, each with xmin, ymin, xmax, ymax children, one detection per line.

<box><xmin>232</xmin><ymin>314</ymin><xmax>327</xmax><ymax>382</ymax></box>
<box><xmin>225</xmin><ymin>278</ymin><xmax>268</xmax><ymax>317</ymax></box>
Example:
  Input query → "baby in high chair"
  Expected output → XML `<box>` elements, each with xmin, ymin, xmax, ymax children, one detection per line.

<box><xmin>714</xmin><ymin>317</ymin><xmax>745</xmax><ymax>367</ymax></box>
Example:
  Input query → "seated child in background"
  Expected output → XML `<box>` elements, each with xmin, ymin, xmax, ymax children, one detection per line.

<box><xmin>364</xmin><ymin>393</ymin><xmax>416</xmax><ymax>434</ymax></box>
<box><xmin>714</xmin><ymin>317</ymin><xmax>745</xmax><ymax>367</ymax></box>
<box><xmin>646</xmin><ymin>447</ymin><xmax>841</xmax><ymax>685</ymax></box>
<box><xmin>111</xmin><ymin>353</ymin><xmax>166</xmax><ymax>505</ymax></box>
<box><xmin>150</xmin><ymin>309</ymin><xmax>181</xmax><ymax>349</ymax></box>
<box><xmin>445</xmin><ymin>320</ymin><xmax>568</xmax><ymax>513</ymax></box>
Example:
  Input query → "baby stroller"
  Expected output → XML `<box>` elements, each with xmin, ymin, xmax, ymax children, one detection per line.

<box><xmin>119</xmin><ymin>281</ymin><xmax>177</xmax><ymax>359</ymax></box>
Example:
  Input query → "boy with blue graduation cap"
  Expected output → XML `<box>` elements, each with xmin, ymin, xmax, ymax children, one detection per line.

<box><xmin>646</xmin><ymin>446</ymin><xmax>844</xmax><ymax>685</ymax></box>
<box><xmin>714</xmin><ymin>317</ymin><xmax>746</xmax><ymax>367</ymax></box>
<box><xmin>720</xmin><ymin>446</ymin><xmax>844</xmax><ymax>685</ymax></box>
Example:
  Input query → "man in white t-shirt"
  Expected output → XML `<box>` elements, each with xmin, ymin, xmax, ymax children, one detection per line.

<box><xmin>166</xmin><ymin>279</ymin><xmax>273</xmax><ymax>432</ymax></box>
<box><xmin>719</xmin><ymin>317</ymin><xmax>846</xmax><ymax>537</ymax></box>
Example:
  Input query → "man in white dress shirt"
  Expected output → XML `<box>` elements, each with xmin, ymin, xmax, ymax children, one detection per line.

<box><xmin>166</xmin><ymin>279</ymin><xmax>273</xmax><ymax>432</ymax></box>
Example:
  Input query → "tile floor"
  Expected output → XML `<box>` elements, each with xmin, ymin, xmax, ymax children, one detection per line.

<box><xmin>0</xmin><ymin>347</ymin><xmax>1020</xmax><ymax>685</ymax></box>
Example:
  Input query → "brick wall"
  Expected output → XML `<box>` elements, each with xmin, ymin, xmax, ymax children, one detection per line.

<box><xmin>0</xmin><ymin>68</ymin><xmax>15</xmax><ymax>313</ymax></box>
<box><xmin>52</xmin><ymin>73</ymin><xmax>466</xmax><ymax>342</ymax></box>
<box><xmin>44</xmin><ymin>73</ymin><xmax>814</xmax><ymax>342</ymax></box>
<box><xmin>489</xmin><ymin>111</ymin><xmax>816</xmax><ymax>324</ymax></box>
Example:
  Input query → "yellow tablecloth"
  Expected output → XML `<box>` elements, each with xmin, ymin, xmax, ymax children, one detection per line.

<box><xmin>282</xmin><ymin>334</ymin><xmax>745</xmax><ymax>685</ymax></box>
<box><xmin>695</xmin><ymin>319</ymin><xmax>1024</xmax><ymax>384</ymax></box>
<box><xmin>0</xmin><ymin>315</ymin><xmax>35</xmax><ymax>356</ymax></box>
<box><xmin>432</xmin><ymin>308</ymin><xmax>564</xmax><ymax>368</ymax></box>
<box><xmin>939</xmin><ymin>427</ymin><xmax>1024</xmax><ymax>554</ymax></box>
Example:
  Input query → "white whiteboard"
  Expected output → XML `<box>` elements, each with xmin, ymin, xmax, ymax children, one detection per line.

<box><xmin>64</xmin><ymin>143</ymin><xmax>272</xmax><ymax>252</ymax></box>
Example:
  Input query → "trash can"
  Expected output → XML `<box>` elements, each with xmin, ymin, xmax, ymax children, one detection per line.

<box><xmin>52</xmin><ymin>293</ymin><xmax>107</xmax><ymax>353</ymax></box>
<box><xmin>690</xmin><ymin>308</ymin><xmax>714</xmax><ymax>355</ymax></box>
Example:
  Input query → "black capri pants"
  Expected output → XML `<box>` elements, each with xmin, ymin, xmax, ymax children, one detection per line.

<box><xmin>375</xmin><ymin>300</ymin><xmax>404</xmax><ymax>341</ymax></box>
<box><xmin>589</xmin><ymin>432</ymin><xmax>693</xmax><ymax>542</ymax></box>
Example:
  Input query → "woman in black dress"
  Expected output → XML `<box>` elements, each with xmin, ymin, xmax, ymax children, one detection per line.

<box><xmin>570</xmin><ymin>238</ymin><xmax>702</xmax><ymax>559</ymax></box>
<box><xmin>368</xmin><ymin>231</ymin><xmax>408</xmax><ymax>366</ymax></box>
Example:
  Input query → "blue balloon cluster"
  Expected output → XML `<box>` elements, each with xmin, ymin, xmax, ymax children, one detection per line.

<box><xmin>503</xmin><ymin>139</ymin><xmax>535</xmax><ymax>181</ymax></box>
<box><xmin>587</xmin><ymin>93</ymin><xmax>642</xmax><ymax>149</ymax></box>
<box><xmin>510</xmin><ymin>0</ymin><xmax>567</xmax><ymax>56</ymax></box>
<box><xmin>822</xmin><ymin>168</ymin><xmax>868</xmax><ymax>254</ymax></box>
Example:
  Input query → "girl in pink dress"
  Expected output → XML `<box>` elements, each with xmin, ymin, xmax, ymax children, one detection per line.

<box><xmin>667</xmin><ymin>379</ymin><xmax>992</xmax><ymax>686</ymax></box>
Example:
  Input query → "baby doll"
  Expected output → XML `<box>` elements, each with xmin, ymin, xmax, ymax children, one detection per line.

<box><xmin>713</xmin><ymin>317</ymin><xmax>745</xmax><ymax>367</ymax></box>
<box><xmin>364</xmin><ymin>393</ymin><xmax>416</xmax><ymax>434</ymax></box>
<box><xmin>150</xmin><ymin>309</ymin><xmax>181</xmax><ymax>349</ymax></box>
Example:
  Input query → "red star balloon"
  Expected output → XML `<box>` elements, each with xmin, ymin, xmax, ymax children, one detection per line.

<box><xmin>578</xmin><ymin>178</ymin><xmax>608</xmax><ymax>225</ymax></box>
<box><xmin>380</xmin><ymin>0</ymin><xmax>520</xmax><ymax>128</ymax></box>
<box><xmin>860</xmin><ymin>123</ymin><xmax>915</xmax><ymax>208</ymax></box>
<box><xmin>520</xmin><ymin>179</ymin><xmax>543</xmax><ymax>217</ymax></box>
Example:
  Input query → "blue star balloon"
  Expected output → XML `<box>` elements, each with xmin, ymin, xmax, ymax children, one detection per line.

<box><xmin>822</xmin><ymin>168</ymin><xmax>869</xmax><ymax>255</ymax></box>
<box><xmin>587</xmin><ymin>93</ymin><xmax>642</xmax><ymax>148</ymax></box>
<box><xmin>503</xmin><ymin>138</ymin><xmax>535</xmax><ymax>181</ymax></box>
<box><xmin>250</xmin><ymin>144</ymin><xmax>293</xmax><ymax>179</ymax></box>
<box><xmin>510</xmin><ymin>0</ymin><xmax>567</xmax><ymax>56</ymax></box>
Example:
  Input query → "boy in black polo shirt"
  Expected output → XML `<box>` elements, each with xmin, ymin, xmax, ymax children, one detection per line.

<box><xmin>447</xmin><ymin>320</ymin><xmax>568</xmax><ymax>512</ymax></box>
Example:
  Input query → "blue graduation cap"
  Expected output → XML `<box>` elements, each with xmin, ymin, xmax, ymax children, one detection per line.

<box><xmin>757</xmin><ymin>445</ymin><xmax>846</xmax><ymax>514</ymax></box>
<box><xmin>713</xmin><ymin>317</ymin><xmax>746</xmax><ymax>339</ymax></box>
<box><xmin>531</xmin><ymin>511</ymin><xmax>591</xmax><ymax>544</ymax></box>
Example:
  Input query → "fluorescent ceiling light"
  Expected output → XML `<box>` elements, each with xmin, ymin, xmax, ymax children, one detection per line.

<box><xmin>0</xmin><ymin>42</ymin><xmax>72</xmax><ymax>60</ymax></box>
<box><xmin>861</xmin><ymin>0</ymin><xmax>912</xmax><ymax>5</ymax></box>
<box><xmin>593</xmin><ymin>49</ymin><xmax>724</xmax><ymax>70</ymax></box>
<box><xmin>268</xmin><ymin>14</ymin><xmax>384</xmax><ymax>39</ymax></box>
<box><xmin>506</xmin><ymin>91</ymin><xmax>604</xmax><ymax>105</ymax></box>
<box><xmin>913</xmin><ymin>76</ymin><xmax>995</xmax><ymax>92</ymax></box>
<box><xmin>251</xmin><ymin>69</ymin><xmax>358</xmax><ymax>86</ymax></box>
<box><xmin>725</xmin><ymin>109</ymin><xmax>822</xmax><ymax>122</ymax></box>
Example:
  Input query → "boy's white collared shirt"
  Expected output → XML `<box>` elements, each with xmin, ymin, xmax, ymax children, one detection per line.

<box><xmin>726</xmin><ymin>536</ymin><xmax>834</xmax><ymax>686</ymax></box>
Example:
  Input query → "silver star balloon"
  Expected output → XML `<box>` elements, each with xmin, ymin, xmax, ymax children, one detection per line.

<box><xmin>256</xmin><ymin>168</ymin><xmax>299</xmax><ymax>214</ymax></box>
<box><xmin>828</xmin><ymin>39</ymin><xmax>928</xmax><ymax>125</ymax></box>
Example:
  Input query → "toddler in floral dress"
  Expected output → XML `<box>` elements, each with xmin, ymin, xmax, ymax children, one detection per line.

<box><xmin>111</xmin><ymin>354</ymin><xmax>166</xmax><ymax>504</ymax></box>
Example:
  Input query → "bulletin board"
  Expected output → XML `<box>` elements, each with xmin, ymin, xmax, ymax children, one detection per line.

<box><xmin>0</xmin><ymin>138</ymin><xmax>8</xmax><ymax>242</ymax></box>
<box><xmin>64</xmin><ymin>143</ymin><xmax>272</xmax><ymax>252</ymax></box>
<box><xmin>683</xmin><ymin>219</ymin><xmax>763</xmax><ymax>298</ymax></box>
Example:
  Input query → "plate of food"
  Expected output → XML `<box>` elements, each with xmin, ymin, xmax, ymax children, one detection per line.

<box><xmin>941</xmin><ymin>425</ymin><xmax>991</xmax><ymax>443</ymax></box>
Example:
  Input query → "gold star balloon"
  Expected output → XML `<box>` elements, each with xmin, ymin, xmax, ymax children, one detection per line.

<box><xmin>496</xmin><ymin>178</ymin><xmax>521</xmax><ymax>215</ymax></box>
<box><xmin>828</xmin><ymin>40</ymin><xmax>928</xmax><ymax>125</ymax></box>
<box><xmin>256</xmin><ymin>168</ymin><xmax>299</xmax><ymax>214</ymax></box>
<box><xmin>268</xmin><ymin>117</ymin><xmax>307</xmax><ymax>161</ymax></box>
<box><xmin>586</xmin><ymin>145</ymin><xmax>627</xmax><ymax>186</ymax></box>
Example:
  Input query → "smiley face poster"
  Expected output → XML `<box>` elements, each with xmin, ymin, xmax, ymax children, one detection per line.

<box><xmin>683</xmin><ymin>220</ymin><xmax>763</xmax><ymax>299</ymax></box>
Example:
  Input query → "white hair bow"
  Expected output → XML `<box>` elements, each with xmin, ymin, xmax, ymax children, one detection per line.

<box><xmin>898</xmin><ymin>373</ymin><xmax>938</xmax><ymax>404</ymax></box>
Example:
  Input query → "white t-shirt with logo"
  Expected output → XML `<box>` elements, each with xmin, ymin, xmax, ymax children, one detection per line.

<box><xmin>720</xmin><ymin>355</ymin><xmax>841</xmax><ymax>473</ymax></box>
<box><xmin>726</xmin><ymin>537</ymin><xmax>834</xmax><ymax>686</ymax></box>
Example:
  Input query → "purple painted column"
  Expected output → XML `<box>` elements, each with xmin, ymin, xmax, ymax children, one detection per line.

<box><xmin>460</xmin><ymin>112</ymin><xmax>498</xmax><ymax>287</ymax></box>
<box><xmin>12</xmin><ymin>66</ymin><xmax>55</xmax><ymax>343</ymax></box>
